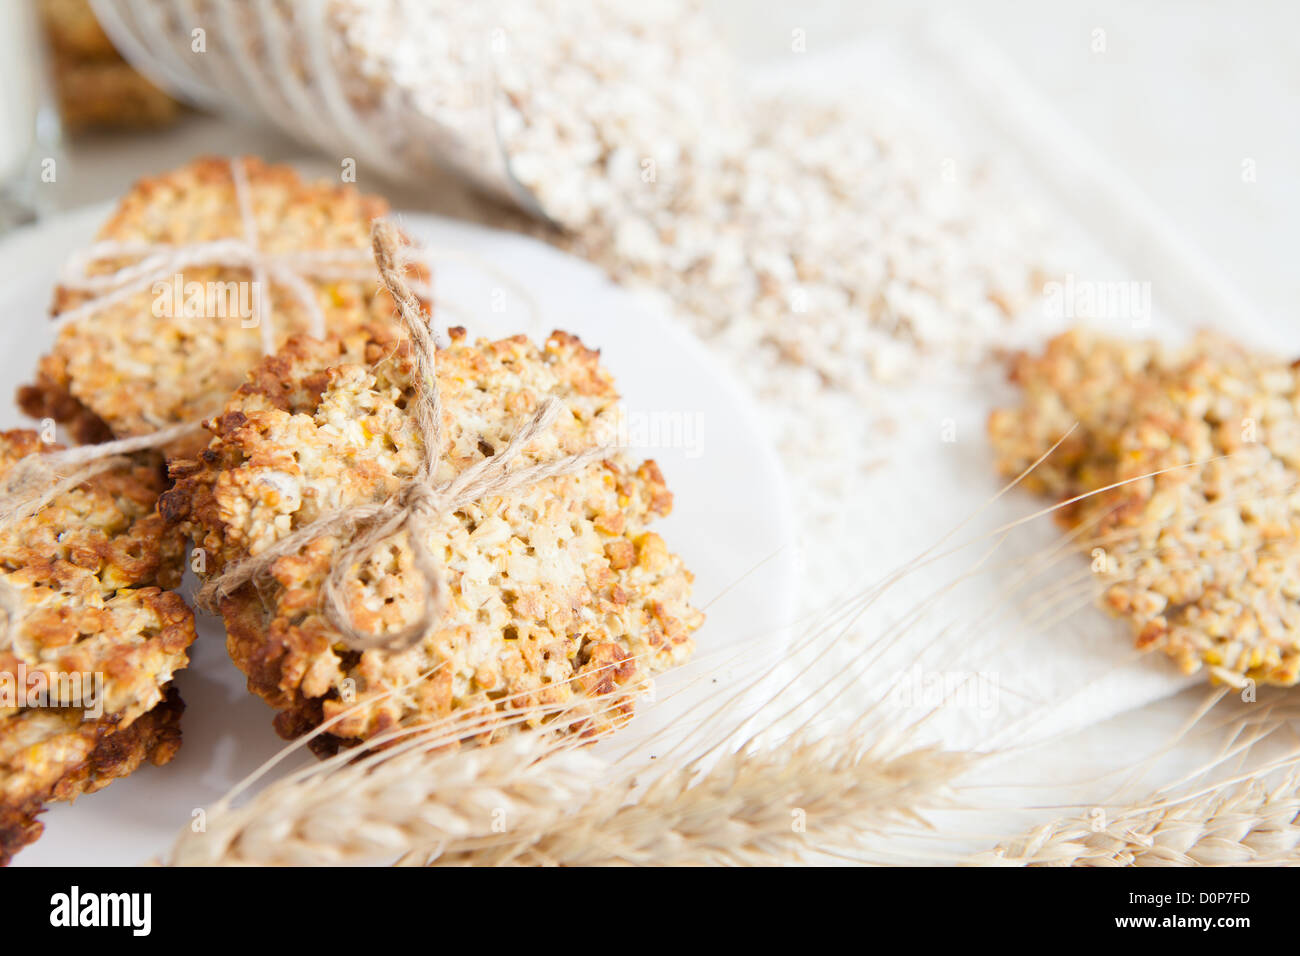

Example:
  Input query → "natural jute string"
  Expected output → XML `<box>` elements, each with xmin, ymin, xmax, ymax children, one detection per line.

<box><xmin>51</xmin><ymin>153</ymin><xmax>541</xmax><ymax>365</ymax></box>
<box><xmin>53</xmin><ymin>157</ymin><xmax>379</xmax><ymax>355</ymax></box>
<box><xmin>0</xmin><ymin>156</ymin><xmax>346</xmax><ymax>643</ymax></box>
<box><xmin>196</xmin><ymin>220</ymin><xmax>611</xmax><ymax>653</ymax></box>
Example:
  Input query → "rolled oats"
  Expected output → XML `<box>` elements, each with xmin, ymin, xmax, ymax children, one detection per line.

<box><xmin>323</xmin><ymin>0</ymin><xmax>1056</xmax><ymax>612</ymax></box>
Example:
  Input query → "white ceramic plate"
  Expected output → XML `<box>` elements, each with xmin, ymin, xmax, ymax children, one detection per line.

<box><xmin>0</xmin><ymin>204</ymin><xmax>798</xmax><ymax>866</ymax></box>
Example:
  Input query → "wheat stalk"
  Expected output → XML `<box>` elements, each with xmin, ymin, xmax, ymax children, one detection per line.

<box><xmin>162</xmin><ymin>651</ymin><xmax>972</xmax><ymax>865</ymax></box>
<box><xmin>159</xmin><ymin>667</ymin><xmax>646</xmax><ymax>866</ymax></box>
<box><xmin>164</xmin><ymin>726</ymin><xmax>605</xmax><ymax>866</ymax></box>
<box><xmin>974</xmin><ymin>761</ymin><xmax>1300</xmax><ymax>866</ymax></box>
<box><xmin>161</xmin><ymin>443</ymin><xmax>1218</xmax><ymax>867</ymax></box>
<box><xmin>155</xmin><ymin>523</ymin><xmax>975</xmax><ymax>865</ymax></box>
<box><xmin>411</xmin><ymin>732</ymin><xmax>971</xmax><ymax>866</ymax></box>
<box><xmin>160</xmin><ymin>626</ymin><xmax>975</xmax><ymax>866</ymax></box>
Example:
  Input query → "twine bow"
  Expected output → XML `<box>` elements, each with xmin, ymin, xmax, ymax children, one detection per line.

<box><xmin>197</xmin><ymin>221</ymin><xmax>611</xmax><ymax>652</ymax></box>
<box><xmin>8</xmin><ymin>158</ymin><xmax>567</xmax><ymax>654</ymax></box>
<box><xmin>54</xmin><ymin>157</ymin><xmax>380</xmax><ymax>355</ymax></box>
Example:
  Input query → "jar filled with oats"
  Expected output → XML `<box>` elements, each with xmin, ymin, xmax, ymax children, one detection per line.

<box><xmin>89</xmin><ymin>0</ymin><xmax>739</xmax><ymax>227</ymax></box>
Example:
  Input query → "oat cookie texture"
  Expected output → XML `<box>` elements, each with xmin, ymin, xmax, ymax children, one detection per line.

<box><xmin>18</xmin><ymin>157</ymin><xmax>405</xmax><ymax>457</ymax></box>
<box><xmin>0</xmin><ymin>431</ymin><xmax>195</xmax><ymax>864</ymax></box>
<box><xmin>162</xmin><ymin>322</ymin><xmax>702</xmax><ymax>751</ymax></box>
<box><xmin>989</xmin><ymin>329</ymin><xmax>1300</xmax><ymax>687</ymax></box>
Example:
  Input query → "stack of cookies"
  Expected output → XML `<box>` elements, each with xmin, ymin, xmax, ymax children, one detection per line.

<box><xmin>162</xmin><ymin>323</ymin><xmax>702</xmax><ymax>752</ymax></box>
<box><xmin>38</xmin><ymin>0</ymin><xmax>181</xmax><ymax>130</ymax></box>
<box><xmin>0</xmin><ymin>156</ymin><xmax>703</xmax><ymax>860</ymax></box>
<box><xmin>0</xmin><ymin>431</ymin><xmax>192</xmax><ymax>863</ymax></box>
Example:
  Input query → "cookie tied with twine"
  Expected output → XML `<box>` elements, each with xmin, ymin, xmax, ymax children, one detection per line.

<box><xmin>25</xmin><ymin>155</ymin><xmax>543</xmax><ymax>457</ymax></box>
<box><xmin>195</xmin><ymin>220</ymin><xmax>612</xmax><ymax>653</ymax></box>
<box><xmin>53</xmin><ymin>157</ymin><xmax>380</xmax><ymax>357</ymax></box>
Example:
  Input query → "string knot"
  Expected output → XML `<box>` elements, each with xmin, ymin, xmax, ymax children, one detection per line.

<box><xmin>54</xmin><ymin>157</ymin><xmax>380</xmax><ymax>355</ymax></box>
<box><xmin>402</xmin><ymin>481</ymin><xmax>444</xmax><ymax>521</ymax></box>
<box><xmin>198</xmin><ymin>221</ymin><xmax>614</xmax><ymax>654</ymax></box>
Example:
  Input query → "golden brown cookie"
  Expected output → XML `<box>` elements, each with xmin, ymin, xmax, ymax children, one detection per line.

<box><xmin>0</xmin><ymin>688</ymin><xmax>184</xmax><ymax>865</ymax></box>
<box><xmin>18</xmin><ymin>157</ymin><xmax>408</xmax><ymax>458</ymax></box>
<box><xmin>38</xmin><ymin>0</ymin><xmax>118</xmax><ymax>61</ymax></box>
<box><xmin>0</xmin><ymin>430</ymin><xmax>195</xmax><ymax>862</ymax></box>
<box><xmin>50</xmin><ymin>56</ymin><xmax>181</xmax><ymax>130</ymax></box>
<box><xmin>38</xmin><ymin>0</ymin><xmax>181</xmax><ymax>130</ymax></box>
<box><xmin>990</xmin><ymin>329</ymin><xmax>1300</xmax><ymax>687</ymax></box>
<box><xmin>162</xmin><ymin>322</ymin><xmax>701</xmax><ymax>751</ymax></box>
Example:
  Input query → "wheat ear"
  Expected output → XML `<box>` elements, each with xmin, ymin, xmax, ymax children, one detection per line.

<box><xmin>412</xmin><ymin>732</ymin><xmax>971</xmax><ymax>866</ymax></box>
<box><xmin>973</xmin><ymin>763</ymin><xmax>1300</xmax><ymax>867</ymax></box>
<box><xmin>164</xmin><ymin>433</ymin><xmax>1129</xmax><ymax>868</ymax></box>
<box><xmin>164</xmin><ymin>728</ymin><xmax>604</xmax><ymax>866</ymax></box>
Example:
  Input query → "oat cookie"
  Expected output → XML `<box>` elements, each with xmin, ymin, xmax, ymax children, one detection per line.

<box><xmin>38</xmin><ymin>0</ymin><xmax>181</xmax><ymax>130</ymax></box>
<box><xmin>18</xmin><ymin>157</ymin><xmax>404</xmax><ymax>457</ymax></box>
<box><xmin>39</xmin><ymin>0</ymin><xmax>120</xmax><ymax>61</ymax></box>
<box><xmin>163</xmin><ymin>322</ymin><xmax>702</xmax><ymax>750</ymax></box>
<box><xmin>0</xmin><ymin>430</ymin><xmax>196</xmax><ymax>862</ymax></box>
<box><xmin>51</xmin><ymin>58</ymin><xmax>182</xmax><ymax>130</ymax></box>
<box><xmin>990</xmin><ymin>329</ymin><xmax>1300</xmax><ymax>687</ymax></box>
<box><xmin>0</xmin><ymin>689</ymin><xmax>184</xmax><ymax>865</ymax></box>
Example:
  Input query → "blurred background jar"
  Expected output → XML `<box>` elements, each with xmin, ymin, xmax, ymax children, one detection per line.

<box><xmin>0</xmin><ymin>0</ymin><xmax>189</xmax><ymax>233</ymax></box>
<box><xmin>0</xmin><ymin>0</ymin><xmax>56</xmax><ymax>230</ymax></box>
